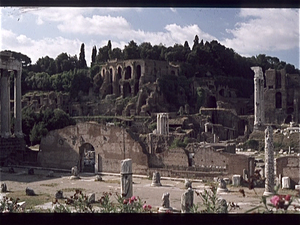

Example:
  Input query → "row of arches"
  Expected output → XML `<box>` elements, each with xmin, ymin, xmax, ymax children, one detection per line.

<box><xmin>101</xmin><ymin>64</ymin><xmax>142</xmax><ymax>98</ymax></box>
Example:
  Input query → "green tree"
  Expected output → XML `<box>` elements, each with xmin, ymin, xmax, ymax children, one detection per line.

<box><xmin>192</xmin><ymin>35</ymin><xmax>199</xmax><ymax>50</ymax></box>
<box><xmin>123</xmin><ymin>40</ymin><xmax>140</xmax><ymax>60</ymax></box>
<box><xmin>29</xmin><ymin>122</ymin><xmax>48</xmax><ymax>146</ymax></box>
<box><xmin>91</xmin><ymin>45</ymin><xmax>97</xmax><ymax>67</ymax></box>
<box><xmin>79</xmin><ymin>43</ymin><xmax>87</xmax><ymax>69</ymax></box>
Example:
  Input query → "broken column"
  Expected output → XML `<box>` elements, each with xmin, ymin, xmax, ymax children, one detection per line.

<box><xmin>251</xmin><ymin>66</ymin><xmax>265</xmax><ymax>130</ymax></box>
<box><xmin>156</xmin><ymin>113</ymin><xmax>169</xmax><ymax>135</ymax></box>
<box><xmin>151</xmin><ymin>171</ymin><xmax>162</xmax><ymax>186</ymax></box>
<box><xmin>181</xmin><ymin>188</ymin><xmax>194</xmax><ymax>213</ymax></box>
<box><xmin>120</xmin><ymin>158</ymin><xmax>133</xmax><ymax>198</ymax></box>
<box><xmin>158</xmin><ymin>192</ymin><xmax>173</xmax><ymax>213</ymax></box>
<box><xmin>263</xmin><ymin>126</ymin><xmax>275</xmax><ymax>196</ymax></box>
<box><xmin>1</xmin><ymin>69</ymin><xmax>10</xmax><ymax>138</ymax></box>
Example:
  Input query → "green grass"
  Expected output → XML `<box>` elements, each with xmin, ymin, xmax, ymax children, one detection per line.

<box><xmin>6</xmin><ymin>190</ymin><xmax>52</xmax><ymax>209</ymax></box>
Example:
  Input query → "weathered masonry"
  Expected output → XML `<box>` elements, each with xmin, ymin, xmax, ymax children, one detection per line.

<box><xmin>99</xmin><ymin>59</ymin><xmax>179</xmax><ymax>98</ymax></box>
<box><xmin>0</xmin><ymin>51</ymin><xmax>23</xmax><ymax>138</ymax></box>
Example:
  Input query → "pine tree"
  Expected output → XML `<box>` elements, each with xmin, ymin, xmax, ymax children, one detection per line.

<box><xmin>79</xmin><ymin>43</ymin><xmax>87</xmax><ymax>69</ymax></box>
<box><xmin>91</xmin><ymin>45</ymin><xmax>97</xmax><ymax>67</ymax></box>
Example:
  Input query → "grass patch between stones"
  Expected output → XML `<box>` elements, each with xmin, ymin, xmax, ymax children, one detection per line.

<box><xmin>40</xmin><ymin>183</ymin><xmax>59</xmax><ymax>187</ymax></box>
<box><xmin>6</xmin><ymin>190</ymin><xmax>52</xmax><ymax>209</ymax></box>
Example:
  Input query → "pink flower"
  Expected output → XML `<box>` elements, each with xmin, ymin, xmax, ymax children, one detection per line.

<box><xmin>270</xmin><ymin>195</ymin><xmax>280</xmax><ymax>206</ymax></box>
<box><xmin>131</xmin><ymin>196</ymin><xmax>137</xmax><ymax>201</ymax></box>
<box><xmin>143</xmin><ymin>204</ymin><xmax>147</xmax><ymax>210</ymax></box>
<box><xmin>285</xmin><ymin>195</ymin><xmax>291</xmax><ymax>201</ymax></box>
<box><xmin>147</xmin><ymin>205</ymin><xmax>152</xmax><ymax>209</ymax></box>
<box><xmin>123</xmin><ymin>199</ymin><xmax>128</xmax><ymax>205</ymax></box>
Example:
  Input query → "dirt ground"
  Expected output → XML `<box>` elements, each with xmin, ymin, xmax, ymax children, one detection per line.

<box><xmin>0</xmin><ymin>167</ymin><xmax>299</xmax><ymax>213</ymax></box>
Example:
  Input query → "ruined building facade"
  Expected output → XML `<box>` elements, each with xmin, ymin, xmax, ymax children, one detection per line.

<box><xmin>264</xmin><ymin>69</ymin><xmax>300</xmax><ymax>125</ymax></box>
<box><xmin>99</xmin><ymin>59</ymin><xmax>179</xmax><ymax>99</ymax></box>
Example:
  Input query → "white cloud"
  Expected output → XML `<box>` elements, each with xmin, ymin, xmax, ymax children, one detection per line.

<box><xmin>221</xmin><ymin>8</ymin><xmax>299</xmax><ymax>55</ymax></box>
<box><xmin>170</xmin><ymin>8</ymin><xmax>177</xmax><ymax>13</ymax></box>
<box><xmin>1</xmin><ymin>28</ymin><xmax>82</xmax><ymax>64</ymax></box>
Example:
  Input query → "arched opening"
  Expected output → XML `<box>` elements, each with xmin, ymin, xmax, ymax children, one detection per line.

<box><xmin>287</xmin><ymin>107</ymin><xmax>294</xmax><ymax>114</ymax></box>
<box><xmin>115</xmin><ymin>66</ymin><xmax>122</xmax><ymax>96</ymax></box>
<box><xmin>134</xmin><ymin>65</ymin><xmax>141</xmax><ymax>95</ymax></box>
<box><xmin>102</xmin><ymin>69</ymin><xmax>105</xmax><ymax>78</ymax></box>
<box><xmin>219</xmin><ymin>89</ymin><xmax>224</xmax><ymax>97</ymax></box>
<box><xmin>275</xmin><ymin>92</ymin><xmax>282</xmax><ymax>108</ymax></box>
<box><xmin>284</xmin><ymin>115</ymin><xmax>292</xmax><ymax>124</ymax></box>
<box><xmin>275</xmin><ymin>72</ymin><xmax>281</xmax><ymax>89</ymax></box>
<box><xmin>207</xmin><ymin>96</ymin><xmax>217</xmax><ymax>108</ymax></box>
<box><xmin>123</xmin><ymin>82</ymin><xmax>131</xmax><ymax>98</ymax></box>
<box><xmin>136</xmin><ymin>65</ymin><xmax>141</xmax><ymax>80</ymax></box>
<box><xmin>125</xmin><ymin>66</ymin><xmax>131</xmax><ymax>79</ymax></box>
<box><xmin>79</xmin><ymin>143</ymin><xmax>95</xmax><ymax>173</ymax></box>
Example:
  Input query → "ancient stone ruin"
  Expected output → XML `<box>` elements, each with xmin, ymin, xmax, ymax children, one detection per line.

<box><xmin>263</xmin><ymin>126</ymin><xmax>275</xmax><ymax>196</ymax></box>
<box><xmin>120</xmin><ymin>158</ymin><xmax>133</xmax><ymax>199</ymax></box>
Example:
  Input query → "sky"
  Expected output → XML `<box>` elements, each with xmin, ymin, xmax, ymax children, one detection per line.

<box><xmin>1</xmin><ymin>7</ymin><xmax>299</xmax><ymax>68</ymax></box>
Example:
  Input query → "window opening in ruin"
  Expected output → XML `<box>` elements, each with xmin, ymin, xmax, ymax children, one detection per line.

<box><xmin>134</xmin><ymin>81</ymin><xmax>139</xmax><ymax>95</ymax></box>
<box><xmin>123</xmin><ymin>82</ymin><xmax>131</xmax><ymax>98</ymax></box>
<box><xmin>275</xmin><ymin>72</ymin><xmax>281</xmax><ymax>89</ymax></box>
<box><xmin>79</xmin><ymin>143</ymin><xmax>95</xmax><ymax>173</ymax></box>
<box><xmin>275</xmin><ymin>92</ymin><xmax>282</xmax><ymax>108</ymax></box>
<box><xmin>284</xmin><ymin>115</ymin><xmax>292</xmax><ymax>124</ymax></box>
<box><xmin>268</xmin><ymin>86</ymin><xmax>273</xmax><ymax>89</ymax></box>
<box><xmin>207</xmin><ymin>96</ymin><xmax>217</xmax><ymax>108</ymax></box>
<box><xmin>125</xmin><ymin>66</ymin><xmax>131</xmax><ymax>79</ymax></box>
<box><xmin>287</xmin><ymin>107</ymin><xmax>294</xmax><ymax>114</ymax></box>
<box><xmin>219</xmin><ymin>89</ymin><xmax>224</xmax><ymax>97</ymax></box>
<box><xmin>109</xmin><ymin>68</ymin><xmax>113</xmax><ymax>83</ymax></box>
<box><xmin>136</xmin><ymin>65</ymin><xmax>141</xmax><ymax>79</ymax></box>
<box><xmin>102</xmin><ymin>69</ymin><xmax>105</xmax><ymax>78</ymax></box>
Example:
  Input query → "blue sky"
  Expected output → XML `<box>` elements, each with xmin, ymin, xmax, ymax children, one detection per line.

<box><xmin>1</xmin><ymin>7</ymin><xmax>299</xmax><ymax>68</ymax></box>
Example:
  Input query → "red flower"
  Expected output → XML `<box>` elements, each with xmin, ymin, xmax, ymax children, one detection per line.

<box><xmin>143</xmin><ymin>204</ymin><xmax>147</xmax><ymax>210</ymax></box>
<box><xmin>285</xmin><ymin>195</ymin><xmax>291</xmax><ymax>201</ymax></box>
<box><xmin>123</xmin><ymin>199</ymin><xmax>128</xmax><ymax>204</ymax></box>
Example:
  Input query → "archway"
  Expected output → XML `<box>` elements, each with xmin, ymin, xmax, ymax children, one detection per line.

<box><xmin>276</xmin><ymin>92</ymin><xmax>282</xmax><ymax>108</ymax></box>
<box><xmin>79</xmin><ymin>143</ymin><xmax>95</xmax><ymax>173</ymax></box>
<box><xmin>207</xmin><ymin>96</ymin><xmax>217</xmax><ymax>108</ymax></box>
<box><xmin>125</xmin><ymin>66</ymin><xmax>131</xmax><ymax>79</ymax></box>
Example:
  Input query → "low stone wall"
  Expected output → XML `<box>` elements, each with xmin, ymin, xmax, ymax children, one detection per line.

<box><xmin>0</xmin><ymin>137</ymin><xmax>26</xmax><ymax>165</ymax></box>
<box><xmin>276</xmin><ymin>156</ymin><xmax>300</xmax><ymax>188</ymax></box>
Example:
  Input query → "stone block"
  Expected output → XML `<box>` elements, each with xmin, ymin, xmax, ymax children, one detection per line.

<box><xmin>88</xmin><ymin>193</ymin><xmax>95</xmax><ymax>203</ymax></box>
<box><xmin>25</xmin><ymin>187</ymin><xmax>35</xmax><ymax>196</ymax></box>
<box><xmin>282</xmin><ymin>177</ymin><xmax>290</xmax><ymax>189</ymax></box>
<box><xmin>295</xmin><ymin>185</ymin><xmax>300</xmax><ymax>190</ymax></box>
<box><xmin>1</xmin><ymin>183</ymin><xmax>7</xmax><ymax>192</ymax></box>
<box><xmin>55</xmin><ymin>190</ymin><xmax>64</xmax><ymax>199</ymax></box>
<box><xmin>232</xmin><ymin>175</ymin><xmax>241</xmax><ymax>186</ymax></box>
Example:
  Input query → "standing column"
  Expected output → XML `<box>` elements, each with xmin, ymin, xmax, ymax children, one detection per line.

<box><xmin>14</xmin><ymin>69</ymin><xmax>23</xmax><ymax>138</ymax></box>
<box><xmin>1</xmin><ymin>69</ymin><xmax>11</xmax><ymax>138</ymax></box>
<box><xmin>263</xmin><ymin>126</ymin><xmax>275</xmax><ymax>196</ymax></box>
<box><xmin>251</xmin><ymin>66</ymin><xmax>264</xmax><ymax>130</ymax></box>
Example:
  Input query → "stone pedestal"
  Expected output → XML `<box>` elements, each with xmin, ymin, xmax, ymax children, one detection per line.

<box><xmin>217</xmin><ymin>178</ymin><xmax>228</xmax><ymax>194</ymax></box>
<box><xmin>120</xmin><ymin>158</ymin><xmax>133</xmax><ymax>198</ymax></box>
<box><xmin>151</xmin><ymin>171</ymin><xmax>162</xmax><ymax>186</ymax></box>
<box><xmin>232</xmin><ymin>175</ymin><xmax>241</xmax><ymax>186</ymax></box>
<box><xmin>282</xmin><ymin>177</ymin><xmax>290</xmax><ymax>189</ymax></box>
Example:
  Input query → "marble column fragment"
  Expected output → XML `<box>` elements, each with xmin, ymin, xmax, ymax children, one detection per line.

<box><xmin>263</xmin><ymin>126</ymin><xmax>275</xmax><ymax>196</ymax></box>
<box><xmin>251</xmin><ymin>66</ymin><xmax>264</xmax><ymax>130</ymax></box>
<box><xmin>151</xmin><ymin>171</ymin><xmax>162</xmax><ymax>186</ymax></box>
<box><xmin>181</xmin><ymin>188</ymin><xmax>194</xmax><ymax>213</ymax></box>
<box><xmin>14</xmin><ymin>69</ymin><xmax>23</xmax><ymax>137</ymax></box>
<box><xmin>120</xmin><ymin>158</ymin><xmax>133</xmax><ymax>198</ymax></box>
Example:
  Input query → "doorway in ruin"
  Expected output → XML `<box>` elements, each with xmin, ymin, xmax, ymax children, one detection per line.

<box><xmin>123</xmin><ymin>83</ymin><xmax>131</xmax><ymax>98</ymax></box>
<box><xmin>125</xmin><ymin>66</ymin><xmax>131</xmax><ymax>79</ymax></box>
<box><xmin>79</xmin><ymin>143</ymin><xmax>95</xmax><ymax>173</ymax></box>
<box><xmin>115</xmin><ymin>66</ymin><xmax>122</xmax><ymax>96</ymax></box>
<box><xmin>275</xmin><ymin>92</ymin><xmax>282</xmax><ymax>108</ymax></box>
<box><xmin>207</xmin><ymin>96</ymin><xmax>217</xmax><ymax>108</ymax></box>
<box><xmin>134</xmin><ymin>65</ymin><xmax>141</xmax><ymax>95</ymax></box>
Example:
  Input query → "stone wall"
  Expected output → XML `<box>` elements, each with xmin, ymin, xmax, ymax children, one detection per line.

<box><xmin>276</xmin><ymin>156</ymin><xmax>300</xmax><ymax>188</ymax></box>
<box><xmin>0</xmin><ymin>137</ymin><xmax>26</xmax><ymax>165</ymax></box>
<box><xmin>38</xmin><ymin>122</ymin><xmax>148</xmax><ymax>174</ymax></box>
